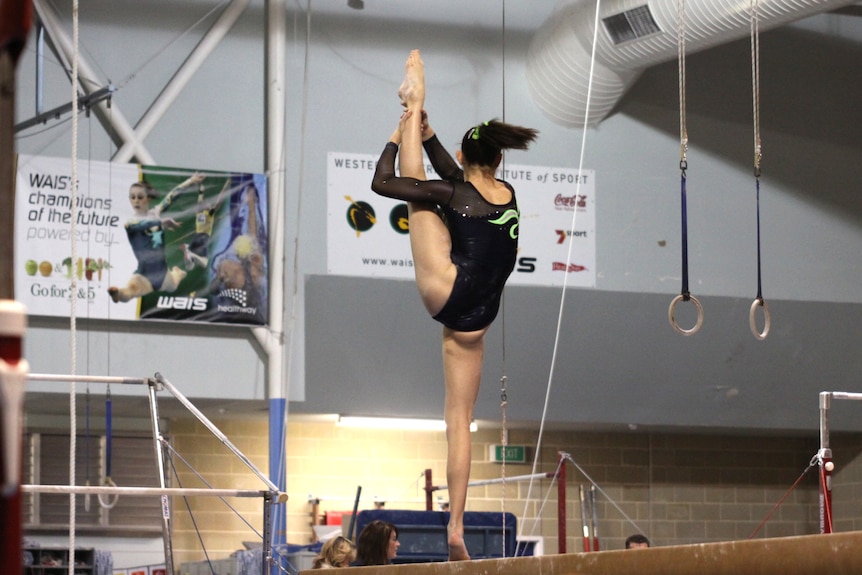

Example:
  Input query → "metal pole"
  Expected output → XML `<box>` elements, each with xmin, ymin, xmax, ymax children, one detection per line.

<box><xmin>557</xmin><ymin>452</ymin><xmax>566</xmax><ymax>554</ymax></box>
<box><xmin>579</xmin><ymin>485</ymin><xmax>590</xmax><ymax>552</ymax></box>
<box><xmin>263</xmin><ymin>5</ymin><xmax>289</xmax><ymax>570</ymax></box>
<box><xmin>590</xmin><ymin>484</ymin><xmax>600</xmax><ymax>551</ymax></box>
<box><xmin>432</xmin><ymin>471</ymin><xmax>556</xmax><ymax>491</ymax></box>
<box><xmin>425</xmin><ymin>468</ymin><xmax>433</xmax><ymax>511</ymax></box>
<box><xmin>818</xmin><ymin>392</ymin><xmax>833</xmax><ymax>534</ymax></box>
<box><xmin>31</xmin><ymin>0</ymin><xmax>154</xmax><ymax>163</ymax></box>
<box><xmin>147</xmin><ymin>380</ymin><xmax>174</xmax><ymax>575</ymax></box>
<box><xmin>1</xmin><ymin>3</ymin><xmax>33</xmax><ymax>572</ymax></box>
<box><xmin>22</xmin><ymin>484</ymin><xmax>274</xmax><ymax>497</ymax></box>
<box><xmin>817</xmin><ymin>389</ymin><xmax>862</xmax><ymax>534</ymax></box>
<box><xmin>155</xmin><ymin>373</ymin><xmax>280</xmax><ymax>492</ymax></box>
<box><xmin>112</xmin><ymin>0</ymin><xmax>251</xmax><ymax>163</ymax></box>
<box><xmin>261</xmin><ymin>491</ymin><xmax>273</xmax><ymax>575</ymax></box>
<box><xmin>28</xmin><ymin>373</ymin><xmax>149</xmax><ymax>385</ymax></box>
<box><xmin>0</xmin><ymin>303</ymin><xmax>28</xmax><ymax>575</ymax></box>
<box><xmin>35</xmin><ymin>22</ymin><xmax>43</xmax><ymax>114</ymax></box>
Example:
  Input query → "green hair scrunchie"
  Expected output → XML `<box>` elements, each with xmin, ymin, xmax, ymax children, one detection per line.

<box><xmin>470</xmin><ymin>120</ymin><xmax>490</xmax><ymax>140</ymax></box>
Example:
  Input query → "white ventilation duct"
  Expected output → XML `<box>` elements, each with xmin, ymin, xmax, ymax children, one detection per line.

<box><xmin>527</xmin><ymin>0</ymin><xmax>857</xmax><ymax>128</ymax></box>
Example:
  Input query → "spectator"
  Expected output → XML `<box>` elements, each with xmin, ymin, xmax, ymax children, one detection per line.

<box><xmin>625</xmin><ymin>534</ymin><xmax>651</xmax><ymax>549</ymax></box>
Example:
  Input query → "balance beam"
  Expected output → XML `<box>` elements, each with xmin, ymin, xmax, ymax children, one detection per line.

<box><xmin>310</xmin><ymin>531</ymin><xmax>862</xmax><ymax>575</ymax></box>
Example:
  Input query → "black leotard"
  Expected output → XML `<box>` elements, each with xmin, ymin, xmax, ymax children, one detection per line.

<box><xmin>371</xmin><ymin>136</ymin><xmax>518</xmax><ymax>331</ymax></box>
<box><xmin>125</xmin><ymin>217</ymin><xmax>168</xmax><ymax>290</ymax></box>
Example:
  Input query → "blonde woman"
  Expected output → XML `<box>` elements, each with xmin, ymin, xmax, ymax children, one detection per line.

<box><xmin>311</xmin><ymin>536</ymin><xmax>356</xmax><ymax>569</ymax></box>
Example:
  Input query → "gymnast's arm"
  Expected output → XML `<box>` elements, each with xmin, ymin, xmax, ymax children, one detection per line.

<box><xmin>422</xmin><ymin>132</ymin><xmax>463</xmax><ymax>182</ymax></box>
<box><xmin>154</xmin><ymin>173</ymin><xmax>205</xmax><ymax>215</ymax></box>
<box><xmin>371</xmin><ymin>142</ymin><xmax>455</xmax><ymax>205</ymax></box>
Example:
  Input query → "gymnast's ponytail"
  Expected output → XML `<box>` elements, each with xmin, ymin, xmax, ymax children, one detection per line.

<box><xmin>460</xmin><ymin>119</ymin><xmax>538</xmax><ymax>168</ymax></box>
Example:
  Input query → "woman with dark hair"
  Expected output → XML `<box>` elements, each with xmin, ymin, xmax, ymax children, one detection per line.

<box><xmin>351</xmin><ymin>520</ymin><xmax>400</xmax><ymax>566</ymax></box>
<box><xmin>371</xmin><ymin>50</ymin><xmax>538</xmax><ymax>561</ymax></box>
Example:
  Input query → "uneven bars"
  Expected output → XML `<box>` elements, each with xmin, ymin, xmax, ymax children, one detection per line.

<box><xmin>22</xmin><ymin>484</ymin><xmax>285</xmax><ymax>499</ymax></box>
<box><xmin>154</xmin><ymin>373</ymin><xmax>280</xmax><ymax>493</ymax></box>
<box><xmin>430</xmin><ymin>472</ymin><xmax>556</xmax><ymax>492</ymax></box>
<box><xmin>817</xmin><ymin>390</ymin><xmax>862</xmax><ymax>534</ymax></box>
<box><xmin>827</xmin><ymin>391</ymin><xmax>862</xmax><ymax>401</ymax></box>
<box><xmin>307</xmin><ymin>495</ymin><xmax>427</xmax><ymax>504</ymax></box>
<box><xmin>27</xmin><ymin>373</ymin><xmax>150</xmax><ymax>385</ymax></box>
<box><xmin>817</xmin><ymin>390</ymin><xmax>862</xmax><ymax>455</ymax></box>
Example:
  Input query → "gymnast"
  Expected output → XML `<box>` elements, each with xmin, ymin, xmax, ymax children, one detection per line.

<box><xmin>371</xmin><ymin>49</ymin><xmax>538</xmax><ymax>561</ymax></box>
<box><xmin>108</xmin><ymin>174</ymin><xmax>203</xmax><ymax>303</ymax></box>
<box><xmin>182</xmin><ymin>176</ymin><xmax>231</xmax><ymax>270</ymax></box>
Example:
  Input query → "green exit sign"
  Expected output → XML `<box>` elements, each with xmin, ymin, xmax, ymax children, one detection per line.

<box><xmin>490</xmin><ymin>444</ymin><xmax>527</xmax><ymax>463</ymax></box>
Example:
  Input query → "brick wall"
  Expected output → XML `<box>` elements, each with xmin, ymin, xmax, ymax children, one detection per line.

<box><xmin>168</xmin><ymin>416</ymin><xmax>858</xmax><ymax>567</ymax></box>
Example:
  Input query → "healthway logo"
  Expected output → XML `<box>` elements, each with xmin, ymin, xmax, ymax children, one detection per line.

<box><xmin>219</xmin><ymin>288</ymin><xmax>248</xmax><ymax>307</ymax></box>
<box><xmin>216</xmin><ymin>288</ymin><xmax>258</xmax><ymax>317</ymax></box>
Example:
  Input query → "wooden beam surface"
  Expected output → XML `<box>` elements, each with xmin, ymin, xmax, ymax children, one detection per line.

<box><xmin>306</xmin><ymin>531</ymin><xmax>862</xmax><ymax>575</ymax></box>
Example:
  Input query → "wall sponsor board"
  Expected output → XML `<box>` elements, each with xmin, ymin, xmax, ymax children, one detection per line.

<box><xmin>326</xmin><ymin>151</ymin><xmax>595</xmax><ymax>288</ymax></box>
<box><xmin>14</xmin><ymin>154</ymin><xmax>268</xmax><ymax>325</ymax></box>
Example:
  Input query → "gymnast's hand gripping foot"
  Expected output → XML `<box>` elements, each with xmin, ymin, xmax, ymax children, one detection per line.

<box><xmin>371</xmin><ymin>49</ymin><xmax>538</xmax><ymax>561</ymax></box>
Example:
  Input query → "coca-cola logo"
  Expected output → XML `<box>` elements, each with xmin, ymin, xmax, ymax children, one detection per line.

<box><xmin>554</xmin><ymin>194</ymin><xmax>587</xmax><ymax>209</ymax></box>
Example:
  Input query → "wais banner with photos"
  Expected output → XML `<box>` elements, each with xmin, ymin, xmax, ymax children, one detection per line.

<box><xmin>14</xmin><ymin>154</ymin><xmax>268</xmax><ymax>325</ymax></box>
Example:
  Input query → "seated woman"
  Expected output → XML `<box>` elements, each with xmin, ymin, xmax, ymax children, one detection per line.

<box><xmin>311</xmin><ymin>536</ymin><xmax>356</xmax><ymax>569</ymax></box>
<box><xmin>350</xmin><ymin>520</ymin><xmax>400</xmax><ymax>566</ymax></box>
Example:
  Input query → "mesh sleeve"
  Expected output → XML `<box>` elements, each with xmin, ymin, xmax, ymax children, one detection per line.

<box><xmin>371</xmin><ymin>142</ymin><xmax>455</xmax><ymax>205</ymax></box>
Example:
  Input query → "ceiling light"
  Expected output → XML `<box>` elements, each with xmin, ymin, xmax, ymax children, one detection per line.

<box><xmin>347</xmin><ymin>0</ymin><xmax>364</xmax><ymax>9</ymax></box>
<box><xmin>337</xmin><ymin>416</ymin><xmax>476</xmax><ymax>432</ymax></box>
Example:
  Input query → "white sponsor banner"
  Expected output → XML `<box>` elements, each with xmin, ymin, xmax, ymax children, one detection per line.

<box><xmin>326</xmin><ymin>151</ymin><xmax>595</xmax><ymax>288</ymax></box>
<box><xmin>15</xmin><ymin>154</ymin><xmax>140</xmax><ymax>320</ymax></box>
<box><xmin>15</xmin><ymin>155</ymin><xmax>269</xmax><ymax>324</ymax></box>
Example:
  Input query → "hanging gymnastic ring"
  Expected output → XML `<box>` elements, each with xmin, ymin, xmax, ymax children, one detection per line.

<box><xmin>749</xmin><ymin>297</ymin><xmax>770</xmax><ymax>340</ymax></box>
<box><xmin>98</xmin><ymin>476</ymin><xmax>120</xmax><ymax>509</ymax></box>
<box><xmin>84</xmin><ymin>479</ymin><xmax>91</xmax><ymax>512</ymax></box>
<box><xmin>668</xmin><ymin>294</ymin><xmax>703</xmax><ymax>336</ymax></box>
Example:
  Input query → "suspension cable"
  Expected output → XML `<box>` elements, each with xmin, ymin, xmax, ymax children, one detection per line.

<box><xmin>748</xmin><ymin>454</ymin><xmax>817</xmax><ymax>539</ymax></box>
<box><xmin>68</xmin><ymin>0</ymin><xmax>81</xmax><ymax>567</ymax></box>
<box><xmin>749</xmin><ymin>0</ymin><xmax>770</xmax><ymax>340</ymax></box>
<box><xmin>668</xmin><ymin>0</ymin><xmax>704</xmax><ymax>336</ymax></box>
<box><xmin>519</xmin><ymin>0</ymin><xmax>603</xmax><ymax>547</ymax></box>
<box><xmin>498</xmin><ymin>0</ymin><xmax>510</xmax><ymax>558</ymax></box>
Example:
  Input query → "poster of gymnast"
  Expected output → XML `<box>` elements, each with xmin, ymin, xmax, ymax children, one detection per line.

<box><xmin>13</xmin><ymin>154</ymin><xmax>269</xmax><ymax>325</ymax></box>
<box><xmin>326</xmin><ymin>151</ymin><xmax>595</xmax><ymax>288</ymax></box>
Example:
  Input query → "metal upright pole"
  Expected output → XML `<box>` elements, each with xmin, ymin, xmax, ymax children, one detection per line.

<box><xmin>557</xmin><ymin>452</ymin><xmax>566</xmax><ymax>554</ymax></box>
<box><xmin>262</xmin><ymin>491</ymin><xmax>274</xmax><ymax>575</ymax></box>
<box><xmin>425</xmin><ymin>468</ymin><xmax>433</xmax><ymax>511</ymax></box>
<box><xmin>155</xmin><ymin>373</ymin><xmax>279</xmax><ymax>492</ymax></box>
<box><xmin>147</xmin><ymin>379</ymin><xmax>175</xmax><ymax>574</ymax></box>
<box><xmin>818</xmin><ymin>392</ymin><xmax>833</xmax><ymax>534</ymax></box>
<box><xmin>263</xmin><ymin>3</ymin><xmax>289</xmax><ymax>572</ymax></box>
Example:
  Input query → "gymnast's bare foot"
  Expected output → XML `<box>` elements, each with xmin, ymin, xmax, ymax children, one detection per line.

<box><xmin>398</xmin><ymin>49</ymin><xmax>425</xmax><ymax>109</ymax></box>
<box><xmin>448</xmin><ymin>531</ymin><xmax>470</xmax><ymax>561</ymax></box>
